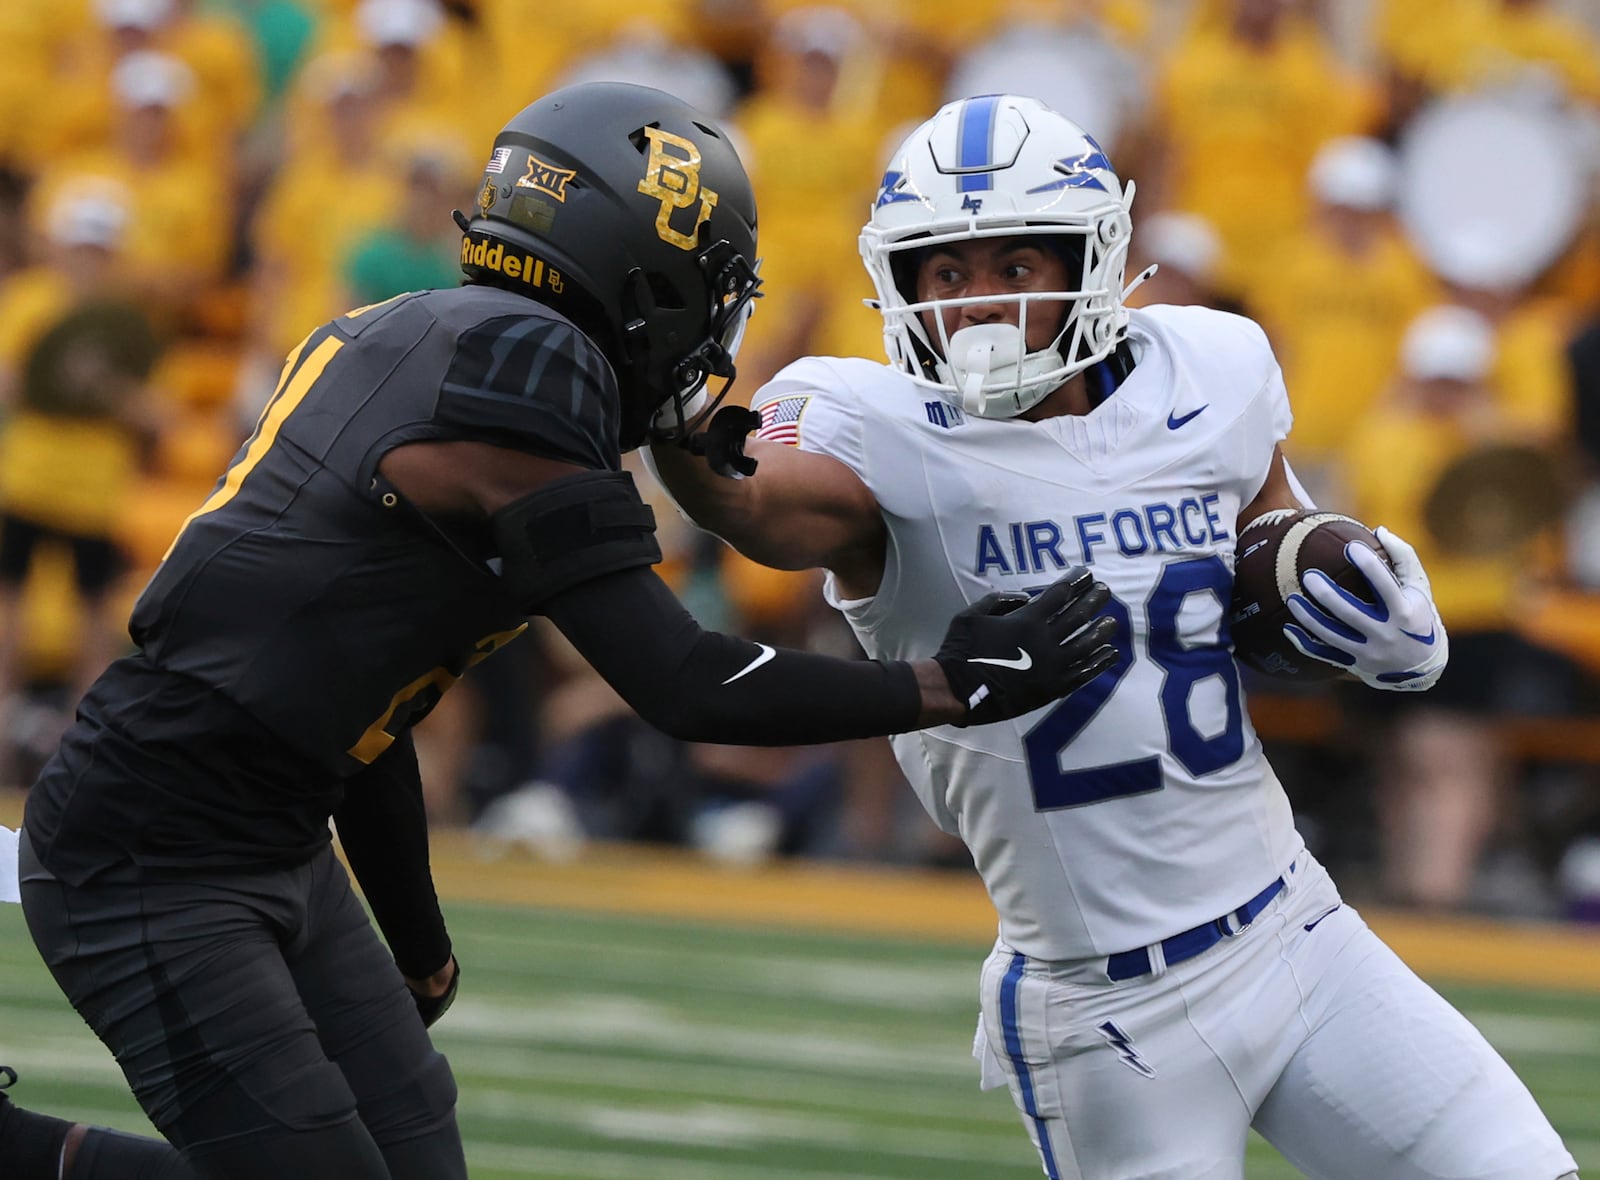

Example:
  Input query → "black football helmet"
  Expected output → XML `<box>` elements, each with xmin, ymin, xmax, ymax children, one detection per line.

<box><xmin>458</xmin><ymin>82</ymin><xmax>761</xmax><ymax>450</ymax></box>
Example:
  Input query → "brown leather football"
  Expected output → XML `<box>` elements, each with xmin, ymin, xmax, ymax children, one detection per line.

<box><xmin>1229</xmin><ymin>510</ymin><xmax>1389</xmax><ymax>682</ymax></box>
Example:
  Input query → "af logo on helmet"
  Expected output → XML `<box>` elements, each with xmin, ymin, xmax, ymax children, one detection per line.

<box><xmin>636</xmin><ymin>127</ymin><xmax>719</xmax><ymax>250</ymax></box>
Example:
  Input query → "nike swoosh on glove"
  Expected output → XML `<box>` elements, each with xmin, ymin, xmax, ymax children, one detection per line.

<box><xmin>1282</xmin><ymin>526</ymin><xmax>1449</xmax><ymax>692</ymax></box>
<box><xmin>935</xmin><ymin>565</ymin><xmax>1119</xmax><ymax>727</ymax></box>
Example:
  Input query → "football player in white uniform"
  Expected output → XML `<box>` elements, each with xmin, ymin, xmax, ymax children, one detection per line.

<box><xmin>649</xmin><ymin>95</ymin><xmax>1578</xmax><ymax>1179</ymax></box>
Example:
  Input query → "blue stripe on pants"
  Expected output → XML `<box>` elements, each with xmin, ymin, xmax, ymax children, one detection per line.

<box><xmin>1001</xmin><ymin>951</ymin><xmax>1060</xmax><ymax>1179</ymax></box>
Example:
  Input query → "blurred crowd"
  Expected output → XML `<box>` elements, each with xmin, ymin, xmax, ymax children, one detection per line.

<box><xmin>2</xmin><ymin>0</ymin><xmax>1600</xmax><ymax>919</ymax></box>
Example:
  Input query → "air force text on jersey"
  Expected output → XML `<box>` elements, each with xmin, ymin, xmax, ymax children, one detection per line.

<box><xmin>975</xmin><ymin>494</ymin><xmax>1230</xmax><ymax>575</ymax></box>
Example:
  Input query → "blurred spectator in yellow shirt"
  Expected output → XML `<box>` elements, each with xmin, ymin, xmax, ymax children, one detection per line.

<box><xmin>1467</xmin><ymin>0</ymin><xmax>1600</xmax><ymax>106</ymax></box>
<box><xmin>305</xmin><ymin>0</ymin><xmax>479</xmax><ymax>148</ymax></box>
<box><xmin>43</xmin><ymin>0</ymin><xmax>263</xmax><ymax>170</ymax></box>
<box><xmin>1376</xmin><ymin>0</ymin><xmax>1600</xmax><ymax>109</ymax></box>
<box><xmin>552</xmin><ymin>15</ymin><xmax>739</xmax><ymax>121</ymax></box>
<box><xmin>758</xmin><ymin>0</ymin><xmax>964</xmax><ymax>136</ymax></box>
<box><xmin>0</xmin><ymin>0</ymin><xmax>93</xmax><ymax>173</ymax></box>
<box><xmin>464</xmin><ymin>0</ymin><xmax>711</xmax><ymax>150</ymax></box>
<box><xmin>1344</xmin><ymin>305</ymin><xmax>1580</xmax><ymax>910</ymax></box>
<box><xmin>1147</xmin><ymin>0</ymin><xmax>1379</xmax><ymax>298</ymax></box>
<box><xmin>942</xmin><ymin>0</ymin><xmax>1151</xmax><ymax>171</ymax></box>
<box><xmin>1249</xmin><ymin>136</ymin><xmax>1438</xmax><ymax>504</ymax></box>
<box><xmin>163</xmin><ymin>0</ymin><xmax>265</xmax><ymax>143</ymax></box>
<box><xmin>1370</xmin><ymin>0</ymin><xmax>1490</xmax><ymax>129</ymax></box>
<box><xmin>1440</xmin><ymin>269</ymin><xmax>1578</xmax><ymax>447</ymax></box>
<box><xmin>730</xmin><ymin>6</ymin><xmax>891</xmax><ymax>387</ymax></box>
<box><xmin>0</xmin><ymin>185</ymin><xmax>166</xmax><ymax>778</ymax></box>
<box><xmin>31</xmin><ymin>51</ymin><xmax>234</xmax><ymax>331</ymax></box>
<box><xmin>45</xmin><ymin>0</ymin><xmax>184</xmax><ymax>166</ymax></box>
<box><xmin>242</xmin><ymin>50</ymin><xmax>395</xmax><ymax>413</ymax></box>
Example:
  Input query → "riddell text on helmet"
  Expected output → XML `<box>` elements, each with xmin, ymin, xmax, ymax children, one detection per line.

<box><xmin>460</xmin><ymin>234</ymin><xmax>564</xmax><ymax>294</ymax></box>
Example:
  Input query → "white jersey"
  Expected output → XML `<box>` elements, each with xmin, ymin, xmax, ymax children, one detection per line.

<box><xmin>755</xmin><ymin>304</ymin><xmax>1303</xmax><ymax>961</ymax></box>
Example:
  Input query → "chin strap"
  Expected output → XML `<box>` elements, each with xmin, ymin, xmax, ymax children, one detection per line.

<box><xmin>687</xmin><ymin>405</ymin><xmax>761</xmax><ymax>479</ymax></box>
<box><xmin>1121</xmin><ymin>263</ymin><xmax>1157</xmax><ymax>302</ymax></box>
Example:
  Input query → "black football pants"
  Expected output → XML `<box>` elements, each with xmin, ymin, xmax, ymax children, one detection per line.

<box><xmin>19</xmin><ymin>833</ymin><xmax>466</xmax><ymax>1179</ymax></box>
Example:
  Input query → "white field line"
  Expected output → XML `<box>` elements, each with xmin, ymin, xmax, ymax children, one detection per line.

<box><xmin>438</xmin><ymin>996</ymin><xmax>969</xmax><ymax>1078</ymax></box>
<box><xmin>472</xmin><ymin>1088</ymin><xmax>1020</xmax><ymax>1165</ymax></box>
<box><xmin>458</xmin><ymin>929</ymin><xmax>977</xmax><ymax>1010</ymax></box>
<box><xmin>0</xmin><ymin>1043</ymin><xmax>128</xmax><ymax>1081</ymax></box>
<box><xmin>447</xmin><ymin>1045</ymin><xmax>1000</xmax><ymax>1121</ymax></box>
<box><xmin>463</xmin><ymin>1139</ymin><xmax>937</xmax><ymax>1180</ymax></box>
<box><xmin>1462</xmin><ymin>1011</ymin><xmax>1600</xmax><ymax>1057</ymax></box>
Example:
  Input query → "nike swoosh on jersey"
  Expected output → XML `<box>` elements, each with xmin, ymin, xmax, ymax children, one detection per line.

<box><xmin>722</xmin><ymin>643</ymin><xmax>776</xmax><ymax>685</ymax></box>
<box><xmin>1304</xmin><ymin>905</ymin><xmax>1340</xmax><ymax>932</ymax></box>
<box><xmin>1167</xmin><ymin>405</ymin><xmax>1208</xmax><ymax>430</ymax></box>
<box><xmin>968</xmin><ymin>648</ymin><xmax>1032</xmax><ymax>671</ymax></box>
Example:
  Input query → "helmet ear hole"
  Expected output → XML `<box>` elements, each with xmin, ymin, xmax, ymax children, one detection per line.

<box><xmin>648</xmin><ymin>273</ymin><xmax>686</xmax><ymax>310</ymax></box>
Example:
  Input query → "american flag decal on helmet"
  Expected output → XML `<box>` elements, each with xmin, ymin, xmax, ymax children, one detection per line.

<box><xmin>755</xmin><ymin>395</ymin><xmax>810</xmax><ymax>446</ymax></box>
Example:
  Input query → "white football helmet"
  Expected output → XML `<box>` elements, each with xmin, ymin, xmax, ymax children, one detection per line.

<box><xmin>860</xmin><ymin>94</ymin><xmax>1139</xmax><ymax>419</ymax></box>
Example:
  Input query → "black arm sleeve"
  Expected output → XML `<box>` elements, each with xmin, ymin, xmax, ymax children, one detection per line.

<box><xmin>542</xmin><ymin>565</ymin><xmax>923</xmax><ymax>745</ymax></box>
<box><xmin>333</xmin><ymin>732</ymin><xmax>451</xmax><ymax>980</ymax></box>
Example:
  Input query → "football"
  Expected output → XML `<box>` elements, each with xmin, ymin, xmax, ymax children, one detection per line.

<box><xmin>1229</xmin><ymin>509</ymin><xmax>1390</xmax><ymax>682</ymax></box>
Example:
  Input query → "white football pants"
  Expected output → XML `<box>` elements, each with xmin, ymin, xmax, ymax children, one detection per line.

<box><xmin>976</xmin><ymin>851</ymin><xmax>1577</xmax><ymax>1179</ymax></box>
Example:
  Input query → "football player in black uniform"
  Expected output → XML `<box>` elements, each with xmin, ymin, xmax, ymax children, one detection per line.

<box><xmin>1</xmin><ymin>83</ymin><xmax>1116</xmax><ymax>1179</ymax></box>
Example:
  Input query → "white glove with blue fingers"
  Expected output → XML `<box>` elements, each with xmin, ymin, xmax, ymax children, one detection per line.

<box><xmin>1283</xmin><ymin>527</ymin><xmax>1449</xmax><ymax>692</ymax></box>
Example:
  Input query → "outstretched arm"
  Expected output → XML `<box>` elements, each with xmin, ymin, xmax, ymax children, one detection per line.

<box><xmin>380</xmin><ymin>438</ymin><xmax>1117</xmax><ymax>741</ymax></box>
<box><xmin>647</xmin><ymin>429</ymin><xmax>888</xmax><ymax>599</ymax></box>
<box><xmin>541</xmin><ymin>561</ymin><xmax>1116</xmax><ymax>740</ymax></box>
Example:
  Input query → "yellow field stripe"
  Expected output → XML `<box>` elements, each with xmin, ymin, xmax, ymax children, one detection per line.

<box><xmin>423</xmin><ymin>831</ymin><xmax>1600</xmax><ymax>994</ymax></box>
<box><xmin>163</xmin><ymin>334</ymin><xmax>345</xmax><ymax>559</ymax></box>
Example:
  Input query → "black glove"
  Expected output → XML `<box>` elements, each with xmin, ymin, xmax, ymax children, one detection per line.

<box><xmin>934</xmin><ymin>566</ymin><xmax>1118</xmax><ymax>727</ymax></box>
<box><xmin>411</xmin><ymin>958</ymin><xmax>460</xmax><ymax>1028</ymax></box>
<box><xmin>686</xmin><ymin>405</ymin><xmax>762</xmax><ymax>478</ymax></box>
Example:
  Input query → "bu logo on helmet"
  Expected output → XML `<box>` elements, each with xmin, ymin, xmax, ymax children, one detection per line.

<box><xmin>637</xmin><ymin>127</ymin><xmax>720</xmax><ymax>250</ymax></box>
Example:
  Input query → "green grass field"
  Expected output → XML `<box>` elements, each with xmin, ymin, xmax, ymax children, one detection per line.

<box><xmin>2</xmin><ymin>895</ymin><xmax>1598</xmax><ymax>1178</ymax></box>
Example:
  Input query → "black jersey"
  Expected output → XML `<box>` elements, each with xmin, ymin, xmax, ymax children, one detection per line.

<box><xmin>26</xmin><ymin>285</ymin><xmax>621</xmax><ymax>881</ymax></box>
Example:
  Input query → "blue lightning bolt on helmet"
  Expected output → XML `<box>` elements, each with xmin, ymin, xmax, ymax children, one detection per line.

<box><xmin>859</xmin><ymin>94</ymin><xmax>1141</xmax><ymax>419</ymax></box>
